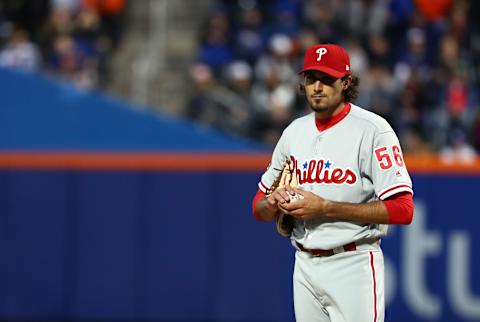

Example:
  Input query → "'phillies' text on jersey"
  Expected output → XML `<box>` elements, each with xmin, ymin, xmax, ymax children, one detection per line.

<box><xmin>290</xmin><ymin>155</ymin><xmax>358</xmax><ymax>185</ymax></box>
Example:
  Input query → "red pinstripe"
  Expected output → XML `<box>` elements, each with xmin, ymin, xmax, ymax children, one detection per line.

<box><xmin>369</xmin><ymin>251</ymin><xmax>378</xmax><ymax>322</ymax></box>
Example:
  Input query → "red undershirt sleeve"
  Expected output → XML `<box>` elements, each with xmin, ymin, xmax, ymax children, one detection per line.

<box><xmin>252</xmin><ymin>189</ymin><xmax>266</xmax><ymax>221</ymax></box>
<box><xmin>383</xmin><ymin>192</ymin><xmax>414</xmax><ymax>225</ymax></box>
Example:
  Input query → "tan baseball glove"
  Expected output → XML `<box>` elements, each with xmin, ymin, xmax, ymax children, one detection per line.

<box><xmin>266</xmin><ymin>159</ymin><xmax>298</xmax><ymax>237</ymax></box>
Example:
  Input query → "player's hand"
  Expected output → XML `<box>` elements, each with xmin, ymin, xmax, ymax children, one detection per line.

<box><xmin>266</xmin><ymin>184</ymin><xmax>296</xmax><ymax>208</ymax></box>
<box><xmin>278</xmin><ymin>187</ymin><xmax>329</xmax><ymax>220</ymax></box>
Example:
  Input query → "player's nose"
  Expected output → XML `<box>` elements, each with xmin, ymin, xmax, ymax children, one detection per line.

<box><xmin>313</xmin><ymin>80</ymin><xmax>323</xmax><ymax>91</ymax></box>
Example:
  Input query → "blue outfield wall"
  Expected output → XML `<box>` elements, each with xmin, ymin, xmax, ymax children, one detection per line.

<box><xmin>0</xmin><ymin>170</ymin><xmax>478</xmax><ymax>322</ymax></box>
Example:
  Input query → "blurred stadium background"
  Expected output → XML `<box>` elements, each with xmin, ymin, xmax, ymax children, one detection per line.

<box><xmin>0</xmin><ymin>0</ymin><xmax>479</xmax><ymax>321</ymax></box>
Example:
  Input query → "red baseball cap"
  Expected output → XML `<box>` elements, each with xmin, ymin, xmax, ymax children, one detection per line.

<box><xmin>298</xmin><ymin>44</ymin><xmax>351</xmax><ymax>78</ymax></box>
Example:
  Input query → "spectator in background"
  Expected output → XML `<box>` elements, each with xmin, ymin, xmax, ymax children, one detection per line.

<box><xmin>431</xmin><ymin>69</ymin><xmax>479</xmax><ymax>149</ymax></box>
<box><xmin>344</xmin><ymin>39</ymin><xmax>369</xmax><ymax>76</ymax></box>
<box><xmin>402</xmin><ymin>126</ymin><xmax>433</xmax><ymax>155</ymax></box>
<box><xmin>393</xmin><ymin>27</ymin><xmax>431</xmax><ymax>85</ymax></box>
<box><xmin>0</xmin><ymin>0</ymin><xmax>125</xmax><ymax>91</ymax></box>
<box><xmin>396</xmin><ymin>69</ymin><xmax>428</xmax><ymax>146</ymax></box>
<box><xmin>186</xmin><ymin>62</ymin><xmax>252</xmax><ymax>137</ymax></box>
<box><xmin>440</xmin><ymin>127</ymin><xmax>477</xmax><ymax>164</ymax></box>
<box><xmin>254</xmin><ymin>33</ymin><xmax>296</xmax><ymax>87</ymax></box>
<box><xmin>186</xmin><ymin>63</ymin><xmax>216</xmax><ymax>123</ymax></box>
<box><xmin>0</xmin><ymin>27</ymin><xmax>40</xmax><ymax>71</ymax></box>
<box><xmin>37</xmin><ymin>6</ymin><xmax>75</xmax><ymax>58</ymax></box>
<box><xmin>47</xmin><ymin>33</ymin><xmax>96</xmax><ymax>88</ymax></box>
<box><xmin>51</xmin><ymin>0</ymin><xmax>82</xmax><ymax>13</ymax></box>
<box><xmin>225</xmin><ymin>60</ymin><xmax>255</xmax><ymax>108</ymax></box>
<box><xmin>73</xmin><ymin>6</ymin><xmax>112</xmax><ymax>85</ymax></box>
<box><xmin>302</xmin><ymin>0</ymin><xmax>343</xmax><ymax>43</ymax></box>
<box><xmin>356</xmin><ymin>63</ymin><xmax>396</xmax><ymax>127</ymax></box>
<box><xmin>82</xmin><ymin>0</ymin><xmax>126</xmax><ymax>50</ymax></box>
<box><xmin>233</xmin><ymin>6</ymin><xmax>267</xmax><ymax>66</ymax></box>
<box><xmin>251</xmin><ymin>33</ymin><xmax>297</xmax><ymax>144</ymax></box>
<box><xmin>251</xmin><ymin>75</ymin><xmax>296</xmax><ymax>145</ymax></box>
<box><xmin>197</xmin><ymin>8</ymin><xmax>234</xmax><ymax>75</ymax></box>
<box><xmin>366</xmin><ymin>35</ymin><xmax>392</xmax><ymax>67</ymax></box>
<box><xmin>73</xmin><ymin>7</ymin><xmax>102</xmax><ymax>57</ymax></box>
<box><xmin>448</xmin><ymin>0</ymin><xmax>469</xmax><ymax>47</ymax></box>
<box><xmin>221</xmin><ymin>60</ymin><xmax>256</xmax><ymax>136</ymax></box>
<box><xmin>346</xmin><ymin>0</ymin><xmax>389</xmax><ymax>43</ymax></box>
<box><xmin>266</xmin><ymin>0</ymin><xmax>301</xmax><ymax>38</ymax></box>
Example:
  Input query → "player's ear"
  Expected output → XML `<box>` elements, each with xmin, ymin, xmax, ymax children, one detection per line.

<box><xmin>342</xmin><ymin>75</ymin><xmax>352</xmax><ymax>90</ymax></box>
<box><xmin>298</xmin><ymin>81</ymin><xmax>306</xmax><ymax>95</ymax></box>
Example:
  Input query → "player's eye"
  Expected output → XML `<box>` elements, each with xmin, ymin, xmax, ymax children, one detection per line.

<box><xmin>304</xmin><ymin>75</ymin><xmax>317</xmax><ymax>85</ymax></box>
<box><xmin>304</xmin><ymin>73</ymin><xmax>336</xmax><ymax>86</ymax></box>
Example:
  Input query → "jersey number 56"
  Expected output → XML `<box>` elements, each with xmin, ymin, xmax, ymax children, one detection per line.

<box><xmin>375</xmin><ymin>146</ymin><xmax>404</xmax><ymax>170</ymax></box>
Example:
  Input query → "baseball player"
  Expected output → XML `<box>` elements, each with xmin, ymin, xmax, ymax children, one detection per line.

<box><xmin>252</xmin><ymin>44</ymin><xmax>414</xmax><ymax>322</ymax></box>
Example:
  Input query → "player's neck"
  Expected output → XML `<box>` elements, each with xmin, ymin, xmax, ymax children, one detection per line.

<box><xmin>315</xmin><ymin>102</ymin><xmax>347</xmax><ymax>120</ymax></box>
<box><xmin>314</xmin><ymin>102</ymin><xmax>351</xmax><ymax>132</ymax></box>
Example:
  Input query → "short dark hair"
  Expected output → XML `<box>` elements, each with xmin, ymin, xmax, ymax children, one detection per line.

<box><xmin>298</xmin><ymin>74</ymin><xmax>360</xmax><ymax>103</ymax></box>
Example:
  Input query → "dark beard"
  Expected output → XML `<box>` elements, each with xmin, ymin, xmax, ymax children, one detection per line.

<box><xmin>308</xmin><ymin>95</ymin><xmax>343</xmax><ymax>114</ymax></box>
<box><xmin>310</xmin><ymin>104</ymin><xmax>329</xmax><ymax>113</ymax></box>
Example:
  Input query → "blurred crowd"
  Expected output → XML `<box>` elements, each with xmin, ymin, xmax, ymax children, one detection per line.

<box><xmin>0</xmin><ymin>0</ymin><xmax>126</xmax><ymax>89</ymax></box>
<box><xmin>186</xmin><ymin>0</ymin><xmax>480</xmax><ymax>160</ymax></box>
<box><xmin>1</xmin><ymin>0</ymin><xmax>479</xmax><ymax>159</ymax></box>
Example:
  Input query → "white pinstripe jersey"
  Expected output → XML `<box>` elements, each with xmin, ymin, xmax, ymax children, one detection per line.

<box><xmin>258</xmin><ymin>104</ymin><xmax>413</xmax><ymax>249</ymax></box>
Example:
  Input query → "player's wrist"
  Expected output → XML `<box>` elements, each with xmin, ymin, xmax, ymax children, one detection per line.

<box><xmin>261</xmin><ymin>197</ymin><xmax>280</xmax><ymax>219</ymax></box>
<box><xmin>322</xmin><ymin>199</ymin><xmax>334</xmax><ymax>216</ymax></box>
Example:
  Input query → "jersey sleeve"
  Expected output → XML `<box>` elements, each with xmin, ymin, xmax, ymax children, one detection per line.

<box><xmin>369</xmin><ymin>130</ymin><xmax>413</xmax><ymax>200</ymax></box>
<box><xmin>258</xmin><ymin>129</ymin><xmax>290</xmax><ymax>193</ymax></box>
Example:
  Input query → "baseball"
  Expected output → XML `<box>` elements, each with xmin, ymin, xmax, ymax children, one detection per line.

<box><xmin>287</xmin><ymin>191</ymin><xmax>304</xmax><ymax>202</ymax></box>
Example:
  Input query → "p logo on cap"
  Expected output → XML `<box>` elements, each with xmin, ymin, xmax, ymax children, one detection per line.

<box><xmin>316</xmin><ymin>48</ymin><xmax>328</xmax><ymax>61</ymax></box>
<box><xmin>299</xmin><ymin>44</ymin><xmax>351</xmax><ymax>78</ymax></box>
